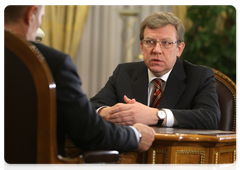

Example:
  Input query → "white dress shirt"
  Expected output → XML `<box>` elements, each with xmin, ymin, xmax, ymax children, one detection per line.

<box><xmin>147</xmin><ymin>69</ymin><xmax>177</xmax><ymax>127</ymax></box>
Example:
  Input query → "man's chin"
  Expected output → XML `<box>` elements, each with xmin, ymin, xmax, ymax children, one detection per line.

<box><xmin>149</xmin><ymin>68</ymin><xmax>164</xmax><ymax>76</ymax></box>
<box><xmin>149</xmin><ymin>65</ymin><xmax>163</xmax><ymax>71</ymax></box>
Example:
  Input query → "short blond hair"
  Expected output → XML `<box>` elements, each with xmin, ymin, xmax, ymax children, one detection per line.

<box><xmin>139</xmin><ymin>12</ymin><xmax>185</xmax><ymax>43</ymax></box>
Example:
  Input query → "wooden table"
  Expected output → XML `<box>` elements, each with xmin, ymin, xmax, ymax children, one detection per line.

<box><xmin>120</xmin><ymin>127</ymin><xmax>236</xmax><ymax>164</ymax></box>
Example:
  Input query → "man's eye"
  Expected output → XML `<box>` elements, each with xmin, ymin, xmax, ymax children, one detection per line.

<box><xmin>146</xmin><ymin>40</ymin><xmax>154</xmax><ymax>44</ymax></box>
<box><xmin>162</xmin><ymin>41</ymin><xmax>170</xmax><ymax>45</ymax></box>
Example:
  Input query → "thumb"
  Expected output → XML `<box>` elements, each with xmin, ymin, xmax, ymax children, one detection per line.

<box><xmin>124</xmin><ymin>95</ymin><xmax>136</xmax><ymax>104</ymax></box>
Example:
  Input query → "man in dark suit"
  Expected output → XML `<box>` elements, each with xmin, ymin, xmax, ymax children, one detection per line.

<box><xmin>90</xmin><ymin>12</ymin><xmax>221</xmax><ymax>130</ymax></box>
<box><xmin>4</xmin><ymin>5</ymin><xmax>155</xmax><ymax>157</ymax></box>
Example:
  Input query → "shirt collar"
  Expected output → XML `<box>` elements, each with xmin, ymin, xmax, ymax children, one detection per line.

<box><xmin>148</xmin><ymin>68</ymin><xmax>172</xmax><ymax>83</ymax></box>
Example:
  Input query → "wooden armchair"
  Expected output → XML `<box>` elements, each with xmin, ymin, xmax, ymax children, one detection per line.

<box><xmin>4</xmin><ymin>30</ymin><xmax>120</xmax><ymax>164</ymax></box>
<box><xmin>212</xmin><ymin>68</ymin><xmax>236</xmax><ymax>131</ymax></box>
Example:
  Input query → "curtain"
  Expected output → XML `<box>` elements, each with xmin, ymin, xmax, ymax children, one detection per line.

<box><xmin>74</xmin><ymin>5</ymin><xmax>173</xmax><ymax>98</ymax></box>
<box><xmin>41</xmin><ymin>5</ymin><xmax>89</xmax><ymax>60</ymax></box>
<box><xmin>172</xmin><ymin>0</ymin><xmax>192</xmax><ymax>30</ymax></box>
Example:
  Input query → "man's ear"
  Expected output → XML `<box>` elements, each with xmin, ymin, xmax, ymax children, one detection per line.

<box><xmin>140</xmin><ymin>41</ymin><xmax>143</xmax><ymax>54</ymax></box>
<box><xmin>24</xmin><ymin>6</ymin><xmax>38</xmax><ymax>25</ymax></box>
<box><xmin>176</xmin><ymin>42</ymin><xmax>185</xmax><ymax>57</ymax></box>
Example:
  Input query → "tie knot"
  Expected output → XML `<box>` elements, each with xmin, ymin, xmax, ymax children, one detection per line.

<box><xmin>153</xmin><ymin>78</ymin><xmax>162</xmax><ymax>88</ymax></box>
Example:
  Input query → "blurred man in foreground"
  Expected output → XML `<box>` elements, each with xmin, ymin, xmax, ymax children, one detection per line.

<box><xmin>4</xmin><ymin>5</ymin><xmax>155</xmax><ymax>157</ymax></box>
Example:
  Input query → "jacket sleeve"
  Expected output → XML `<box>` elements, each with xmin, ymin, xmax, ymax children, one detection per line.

<box><xmin>55</xmin><ymin>56</ymin><xmax>138</xmax><ymax>152</ymax></box>
<box><xmin>90</xmin><ymin>64</ymin><xmax>121</xmax><ymax>109</ymax></box>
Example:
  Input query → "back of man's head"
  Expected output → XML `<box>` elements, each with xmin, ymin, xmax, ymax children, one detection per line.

<box><xmin>0</xmin><ymin>0</ymin><xmax>44</xmax><ymax>24</ymax></box>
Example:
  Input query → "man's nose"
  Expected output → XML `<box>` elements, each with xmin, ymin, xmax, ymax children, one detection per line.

<box><xmin>152</xmin><ymin>42</ymin><xmax>163</xmax><ymax>54</ymax></box>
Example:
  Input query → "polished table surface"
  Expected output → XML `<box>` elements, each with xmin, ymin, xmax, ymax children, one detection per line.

<box><xmin>153</xmin><ymin>127</ymin><xmax>236</xmax><ymax>142</ymax></box>
<box><xmin>120</xmin><ymin>127</ymin><xmax>236</xmax><ymax>164</ymax></box>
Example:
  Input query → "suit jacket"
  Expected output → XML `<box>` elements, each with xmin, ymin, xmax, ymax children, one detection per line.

<box><xmin>32</xmin><ymin>42</ymin><xmax>138</xmax><ymax>156</ymax></box>
<box><xmin>90</xmin><ymin>59</ymin><xmax>221</xmax><ymax>129</ymax></box>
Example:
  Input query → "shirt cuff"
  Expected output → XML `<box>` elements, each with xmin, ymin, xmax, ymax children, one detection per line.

<box><xmin>96</xmin><ymin>106</ymin><xmax>109</xmax><ymax>113</ymax></box>
<box><xmin>129</xmin><ymin>126</ymin><xmax>141</xmax><ymax>143</ymax></box>
<box><xmin>163</xmin><ymin>108</ymin><xmax>175</xmax><ymax>127</ymax></box>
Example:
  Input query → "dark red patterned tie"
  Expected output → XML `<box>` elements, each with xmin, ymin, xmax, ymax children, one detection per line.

<box><xmin>150</xmin><ymin>79</ymin><xmax>162</xmax><ymax>108</ymax></box>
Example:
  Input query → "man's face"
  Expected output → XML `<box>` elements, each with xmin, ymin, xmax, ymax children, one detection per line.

<box><xmin>140</xmin><ymin>24</ymin><xmax>185</xmax><ymax>77</ymax></box>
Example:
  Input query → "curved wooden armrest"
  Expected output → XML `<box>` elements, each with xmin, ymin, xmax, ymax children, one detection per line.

<box><xmin>55</xmin><ymin>150</ymin><xmax>136</xmax><ymax>170</ymax></box>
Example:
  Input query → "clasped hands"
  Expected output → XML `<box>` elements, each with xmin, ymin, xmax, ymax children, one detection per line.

<box><xmin>99</xmin><ymin>95</ymin><xmax>159</xmax><ymax>126</ymax></box>
<box><xmin>98</xmin><ymin>95</ymin><xmax>157</xmax><ymax>152</ymax></box>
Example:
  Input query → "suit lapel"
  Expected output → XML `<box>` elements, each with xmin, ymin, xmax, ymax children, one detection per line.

<box><xmin>131</xmin><ymin>62</ymin><xmax>148</xmax><ymax>105</ymax></box>
<box><xmin>159</xmin><ymin>59</ymin><xmax>187</xmax><ymax>109</ymax></box>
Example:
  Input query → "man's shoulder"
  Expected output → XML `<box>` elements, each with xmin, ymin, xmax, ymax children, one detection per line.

<box><xmin>114</xmin><ymin>61</ymin><xmax>147</xmax><ymax>79</ymax></box>
<box><xmin>181</xmin><ymin>60</ymin><xmax>214</xmax><ymax>77</ymax></box>
<box><xmin>182</xmin><ymin>60</ymin><xmax>212</xmax><ymax>71</ymax></box>
<box><xmin>118</xmin><ymin>61</ymin><xmax>146</xmax><ymax>70</ymax></box>
<box><xmin>31</xmin><ymin>42</ymin><xmax>59</xmax><ymax>53</ymax></box>
<box><xmin>31</xmin><ymin>42</ymin><xmax>74</xmax><ymax>72</ymax></box>
<box><xmin>31</xmin><ymin>42</ymin><xmax>68</xmax><ymax>58</ymax></box>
